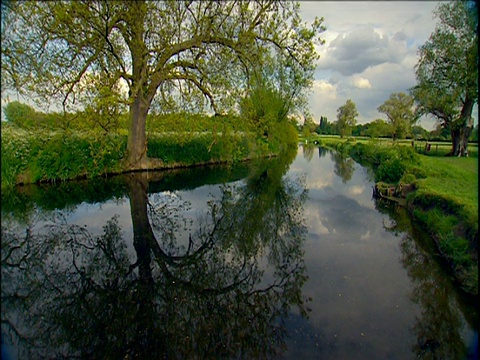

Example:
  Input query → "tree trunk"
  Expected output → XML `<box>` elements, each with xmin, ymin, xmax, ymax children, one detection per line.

<box><xmin>126</xmin><ymin>94</ymin><xmax>150</xmax><ymax>168</ymax></box>
<box><xmin>448</xmin><ymin>98</ymin><xmax>474</xmax><ymax>157</ymax></box>
<box><xmin>449</xmin><ymin>127</ymin><xmax>461</xmax><ymax>156</ymax></box>
<box><xmin>457</xmin><ymin>118</ymin><xmax>473</xmax><ymax>157</ymax></box>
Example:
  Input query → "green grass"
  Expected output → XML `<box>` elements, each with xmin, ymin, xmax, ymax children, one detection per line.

<box><xmin>415</xmin><ymin>155</ymin><xmax>478</xmax><ymax>215</ymax></box>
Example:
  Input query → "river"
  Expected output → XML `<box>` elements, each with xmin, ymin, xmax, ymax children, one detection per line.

<box><xmin>1</xmin><ymin>145</ymin><xmax>477</xmax><ymax>359</ymax></box>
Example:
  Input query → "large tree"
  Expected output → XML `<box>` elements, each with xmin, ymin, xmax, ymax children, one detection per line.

<box><xmin>410</xmin><ymin>0</ymin><xmax>478</xmax><ymax>156</ymax></box>
<box><xmin>1</xmin><ymin>1</ymin><xmax>325</xmax><ymax>169</ymax></box>
<box><xmin>336</xmin><ymin>99</ymin><xmax>358</xmax><ymax>138</ymax></box>
<box><xmin>377</xmin><ymin>92</ymin><xmax>417</xmax><ymax>140</ymax></box>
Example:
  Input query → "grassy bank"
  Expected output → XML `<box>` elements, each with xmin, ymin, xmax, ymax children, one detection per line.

<box><xmin>1</xmin><ymin>120</ymin><xmax>296</xmax><ymax>189</ymax></box>
<box><xmin>313</xmin><ymin>136</ymin><xmax>478</xmax><ymax>295</ymax></box>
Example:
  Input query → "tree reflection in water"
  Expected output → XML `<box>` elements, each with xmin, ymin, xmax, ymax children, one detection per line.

<box><xmin>330</xmin><ymin>152</ymin><xmax>354</xmax><ymax>184</ymax></box>
<box><xmin>1</xmin><ymin>151</ymin><xmax>309</xmax><ymax>359</ymax></box>
<box><xmin>311</xmin><ymin>145</ymin><xmax>354</xmax><ymax>183</ymax></box>
<box><xmin>375</xmin><ymin>200</ymin><xmax>477</xmax><ymax>359</ymax></box>
<box><xmin>302</xmin><ymin>144</ymin><xmax>315</xmax><ymax>162</ymax></box>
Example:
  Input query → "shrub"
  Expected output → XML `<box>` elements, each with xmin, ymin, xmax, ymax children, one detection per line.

<box><xmin>1</xmin><ymin>129</ymin><xmax>127</xmax><ymax>186</ymax></box>
<box><xmin>400</xmin><ymin>173</ymin><xmax>417</xmax><ymax>184</ymax></box>
<box><xmin>396</xmin><ymin>144</ymin><xmax>419</xmax><ymax>163</ymax></box>
<box><xmin>375</xmin><ymin>158</ymin><xmax>406</xmax><ymax>183</ymax></box>
<box><xmin>147</xmin><ymin>132</ymin><xmax>258</xmax><ymax>166</ymax></box>
<box><xmin>1</xmin><ymin>127</ymin><xmax>32</xmax><ymax>187</ymax></box>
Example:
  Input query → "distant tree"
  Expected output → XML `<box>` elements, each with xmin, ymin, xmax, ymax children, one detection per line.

<box><xmin>430</xmin><ymin>123</ymin><xmax>451</xmax><ymax>141</ymax></box>
<box><xmin>411</xmin><ymin>125</ymin><xmax>430</xmax><ymax>140</ymax></box>
<box><xmin>336</xmin><ymin>99</ymin><xmax>358</xmax><ymax>138</ymax></box>
<box><xmin>377</xmin><ymin>92</ymin><xmax>417</xmax><ymax>140</ymax></box>
<box><xmin>410</xmin><ymin>1</ymin><xmax>478</xmax><ymax>156</ymax></box>
<box><xmin>316</xmin><ymin>116</ymin><xmax>324</xmax><ymax>134</ymax></box>
<box><xmin>79</xmin><ymin>74</ymin><xmax>128</xmax><ymax>134</ymax></box>
<box><xmin>315</xmin><ymin>116</ymin><xmax>335</xmax><ymax>135</ymax></box>
<box><xmin>3</xmin><ymin>101</ymin><xmax>37</xmax><ymax>128</ymax></box>
<box><xmin>3</xmin><ymin>101</ymin><xmax>81</xmax><ymax>130</ymax></box>
<box><xmin>302</xmin><ymin>115</ymin><xmax>317</xmax><ymax>138</ymax></box>
<box><xmin>351</xmin><ymin>123</ymin><xmax>371</xmax><ymax>137</ymax></box>
<box><xmin>366</xmin><ymin>119</ymin><xmax>392</xmax><ymax>139</ymax></box>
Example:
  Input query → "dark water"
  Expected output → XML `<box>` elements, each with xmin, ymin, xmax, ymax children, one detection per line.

<box><xmin>1</xmin><ymin>145</ymin><xmax>477</xmax><ymax>359</ymax></box>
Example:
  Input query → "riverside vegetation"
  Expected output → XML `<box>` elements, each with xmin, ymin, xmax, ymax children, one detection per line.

<box><xmin>1</xmin><ymin>109</ymin><xmax>298</xmax><ymax>189</ymax></box>
<box><xmin>311</xmin><ymin>135</ymin><xmax>478</xmax><ymax>296</ymax></box>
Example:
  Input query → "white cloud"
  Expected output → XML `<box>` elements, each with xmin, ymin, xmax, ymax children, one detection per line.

<box><xmin>312</xmin><ymin>79</ymin><xmax>337</xmax><ymax>99</ymax></box>
<box><xmin>351</xmin><ymin>77</ymin><xmax>371</xmax><ymax>89</ymax></box>
<box><xmin>300</xmin><ymin>1</ymin><xmax>443</xmax><ymax>126</ymax></box>
<box><xmin>317</xmin><ymin>25</ymin><xmax>409</xmax><ymax>76</ymax></box>
<box><xmin>306</xmin><ymin>175</ymin><xmax>334</xmax><ymax>190</ymax></box>
<box><xmin>347</xmin><ymin>185</ymin><xmax>365</xmax><ymax>196</ymax></box>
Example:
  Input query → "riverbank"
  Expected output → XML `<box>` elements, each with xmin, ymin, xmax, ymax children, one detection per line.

<box><xmin>311</xmin><ymin>136</ymin><xmax>478</xmax><ymax>296</ymax></box>
<box><xmin>1</xmin><ymin>125</ymin><xmax>295</xmax><ymax>189</ymax></box>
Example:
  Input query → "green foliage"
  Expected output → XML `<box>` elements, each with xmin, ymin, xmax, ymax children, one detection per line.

<box><xmin>358</xmin><ymin>119</ymin><xmax>392</xmax><ymax>138</ymax></box>
<box><xmin>1</xmin><ymin>108</ymin><xmax>296</xmax><ymax>189</ymax></box>
<box><xmin>350</xmin><ymin>142</ymin><xmax>412</xmax><ymax>166</ymax></box>
<box><xmin>413</xmin><ymin>208</ymin><xmax>472</xmax><ymax>263</ymax></box>
<box><xmin>396</xmin><ymin>144</ymin><xmax>419</xmax><ymax>163</ymax></box>
<box><xmin>375</xmin><ymin>158</ymin><xmax>406</xmax><ymax>183</ymax></box>
<box><xmin>411</xmin><ymin>125</ymin><xmax>430</xmax><ymax>140</ymax></box>
<box><xmin>377</xmin><ymin>92</ymin><xmax>416</xmax><ymax>140</ymax></box>
<box><xmin>2</xmin><ymin>1</ymin><xmax>325</xmax><ymax>164</ymax></box>
<box><xmin>301</xmin><ymin>116</ymin><xmax>317</xmax><ymax>138</ymax></box>
<box><xmin>268</xmin><ymin>121</ymin><xmax>299</xmax><ymax>154</ymax></box>
<box><xmin>3</xmin><ymin>101</ymin><xmax>37</xmax><ymax>128</ymax></box>
<box><xmin>146</xmin><ymin>134</ymin><xmax>229</xmax><ymax>165</ymax></box>
<box><xmin>349</xmin><ymin>142</ymin><xmax>420</xmax><ymax>183</ymax></box>
<box><xmin>3</xmin><ymin>101</ymin><xmax>93</xmax><ymax>130</ymax></box>
<box><xmin>31</xmin><ymin>133</ymin><xmax>90</xmax><ymax>181</ymax></box>
<box><xmin>336</xmin><ymin>99</ymin><xmax>358</xmax><ymax>138</ymax></box>
<box><xmin>146</xmin><ymin>123</ymin><xmax>295</xmax><ymax>166</ymax></box>
<box><xmin>239</xmin><ymin>77</ymin><xmax>293</xmax><ymax>139</ymax></box>
<box><xmin>405</xmin><ymin>165</ymin><xmax>427</xmax><ymax>180</ymax></box>
<box><xmin>1</xmin><ymin>126</ymin><xmax>32</xmax><ymax>188</ymax></box>
<box><xmin>315</xmin><ymin>116</ymin><xmax>336</xmax><ymax>135</ymax></box>
<box><xmin>412</xmin><ymin>204</ymin><xmax>477</xmax><ymax>294</ymax></box>
<box><xmin>31</xmin><ymin>132</ymin><xmax>126</xmax><ymax>181</ymax></box>
<box><xmin>411</xmin><ymin>1</ymin><xmax>478</xmax><ymax>156</ymax></box>
<box><xmin>1</xmin><ymin>127</ymin><xmax>127</xmax><ymax>187</ymax></box>
<box><xmin>81</xmin><ymin>86</ymin><xmax>127</xmax><ymax>133</ymax></box>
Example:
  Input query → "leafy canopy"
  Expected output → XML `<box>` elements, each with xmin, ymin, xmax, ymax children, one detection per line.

<box><xmin>377</xmin><ymin>92</ymin><xmax>416</xmax><ymax>140</ymax></box>
<box><xmin>410</xmin><ymin>0</ymin><xmax>478</xmax><ymax>126</ymax></box>
<box><xmin>336</xmin><ymin>99</ymin><xmax>358</xmax><ymax>138</ymax></box>
<box><xmin>1</xmin><ymin>1</ymin><xmax>325</xmax><ymax>119</ymax></box>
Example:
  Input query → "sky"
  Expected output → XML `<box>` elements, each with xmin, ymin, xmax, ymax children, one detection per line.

<box><xmin>298</xmin><ymin>1</ymin><xmax>473</xmax><ymax>130</ymax></box>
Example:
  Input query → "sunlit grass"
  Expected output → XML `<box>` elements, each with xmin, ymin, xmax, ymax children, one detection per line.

<box><xmin>415</xmin><ymin>155</ymin><xmax>478</xmax><ymax>213</ymax></box>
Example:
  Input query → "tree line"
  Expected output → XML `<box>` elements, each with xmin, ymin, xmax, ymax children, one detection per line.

<box><xmin>300</xmin><ymin>94</ymin><xmax>478</xmax><ymax>142</ymax></box>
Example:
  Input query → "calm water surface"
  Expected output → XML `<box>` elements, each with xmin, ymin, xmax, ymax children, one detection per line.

<box><xmin>1</xmin><ymin>145</ymin><xmax>477</xmax><ymax>359</ymax></box>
